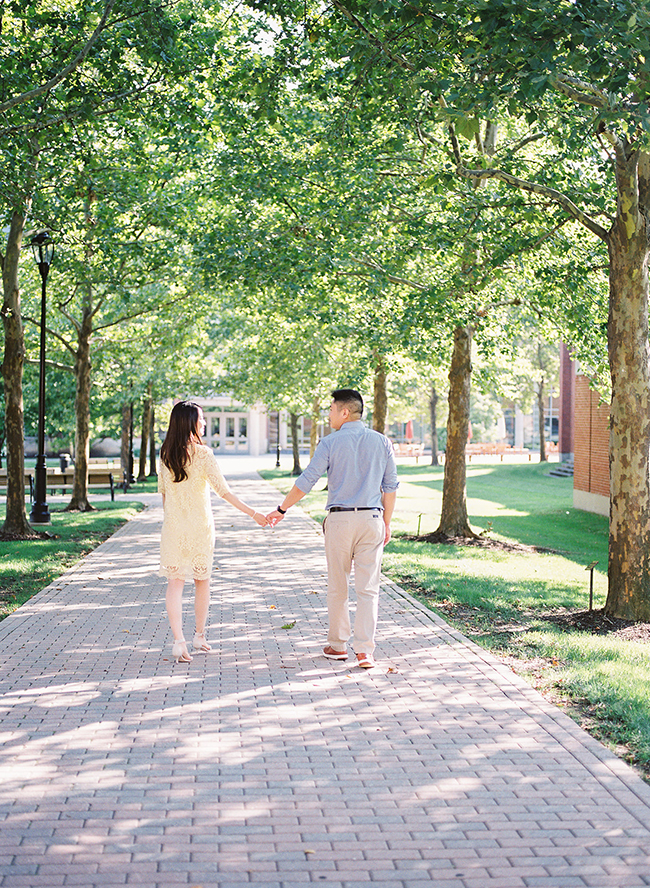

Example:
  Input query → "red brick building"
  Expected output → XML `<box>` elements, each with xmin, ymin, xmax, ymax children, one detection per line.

<box><xmin>573</xmin><ymin>374</ymin><xmax>609</xmax><ymax>516</ymax></box>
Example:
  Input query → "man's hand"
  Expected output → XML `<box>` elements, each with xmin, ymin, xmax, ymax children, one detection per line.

<box><xmin>265</xmin><ymin>485</ymin><xmax>307</xmax><ymax>527</ymax></box>
<box><xmin>383</xmin><ymin>522</ymin><xmax>392</xmax><ymax>546</ymax></box>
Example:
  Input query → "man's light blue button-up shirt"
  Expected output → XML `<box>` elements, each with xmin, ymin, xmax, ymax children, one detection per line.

<box><xmin>294</xmin><ymin>420</ymin><xmax>399</xmax><ymax>510</ymax></box>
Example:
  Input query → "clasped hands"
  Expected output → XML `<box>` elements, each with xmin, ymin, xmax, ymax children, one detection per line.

<box><xmin>252</xmin><ymin>510</ymin><xmax>285</xmax><ymax>528</ymax></box>
<box><xmin>264</xmin><ymin>509</ymin><xmax>285</xmax><ymax>527</ymax></box>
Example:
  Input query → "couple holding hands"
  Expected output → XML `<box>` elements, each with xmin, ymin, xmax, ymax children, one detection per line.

<box><xmin>159</xmin><ymin>391</ymin><xmax>398</xmax><ymax>668</ymax></box>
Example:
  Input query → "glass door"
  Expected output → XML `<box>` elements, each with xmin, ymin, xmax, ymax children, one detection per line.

<box><xmin>207</xmin><ymin>411</ymin><xmax>250</xmax><ymax>453</ymax></box>
<box><xmin>224</xmin><ymin>416</ymin><xmax>236</xmax><ymax>451</ymax></box>
<box><xmin>237</xmin><ymin>417</ymin><xmax>248</xmax><ymax>450</ymax></box>
<box><xmin>210</xmin><ymin>416</ymin><xmax>221</xmax><ymax>450</ymax></box>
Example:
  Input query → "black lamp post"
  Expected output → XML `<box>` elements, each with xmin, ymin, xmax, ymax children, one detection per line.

<box><xmin>275</xmin><ymin>411</ymin><xmax>281</xmax><ymax>468</ymax></box>
<box><xmin>29</xmin><ymin>231</ymin><xmax>54</xmax><ymax>525</ymax></box>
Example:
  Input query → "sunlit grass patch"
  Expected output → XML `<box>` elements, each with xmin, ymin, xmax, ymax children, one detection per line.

<box><xmin>0</xmin><ymin>501</ymin><xmax>144</xmax><ymax>620</ymax></box>
<box><xmin>507</xmin><ymin>628</ymin><xmax>650</xmax><ymax>770</ymax></box>
<box><xmin>383</xmin><ymin>538</ymin><xmax>607</xmax><ymax>616</ymax></box>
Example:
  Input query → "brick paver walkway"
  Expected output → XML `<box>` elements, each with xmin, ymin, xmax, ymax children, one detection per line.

<box><xmin>1</xmin><ymin>468</ymin><xmax>650</xmax><ymax>888</ymax></box>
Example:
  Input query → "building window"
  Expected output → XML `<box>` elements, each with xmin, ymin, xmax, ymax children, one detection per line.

<box><xmin>211</xmin><ymin>416</ymin><xmax>220</xmax><ymax>449</ymax></box>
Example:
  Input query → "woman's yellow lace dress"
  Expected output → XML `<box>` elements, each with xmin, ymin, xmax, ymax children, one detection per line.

<box><xmin>158</xmin><ymin>444</ymin><xmax>230</xmax><ymax>580</ymax></box>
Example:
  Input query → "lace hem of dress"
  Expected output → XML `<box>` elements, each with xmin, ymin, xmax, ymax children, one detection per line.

<box><xmin>159</xmin><ymin>554</ymin><xmax>211</xmax><ymax>581</ymax></box>
<box><xmin>159</xmin><ymin>568</ymin><xmax>212</xmax><ymax>580</ymax></box>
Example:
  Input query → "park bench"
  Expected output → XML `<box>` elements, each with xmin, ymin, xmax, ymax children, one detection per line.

<box><xmin>465</xmin><ymin>442</ymin><xmax>531</xmax><ymax>461</ymax></box>
<box><xmin>45</xmin><ymin>466</ymin><xmax>117</xmax><ymax>500</ymax></box>
<box><xmin>0</xmin><ymin>470</ymin><xmax>35</xmax><ymax>499</ymax></box>
<box><xmin>393</xmin><ymin>442</ymin><xmax>425</xmax><ymax>463</ymax></box>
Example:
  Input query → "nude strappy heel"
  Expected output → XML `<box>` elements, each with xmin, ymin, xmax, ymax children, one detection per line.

<box><xmin>172</xmin><ymin>640</ymin><xmax>192</xmax><ymax>663</ymax></box>
<box><xmin>192</xmin><ymin>632</ymin><xmax>212</xmax><ymax>652</ymax></box>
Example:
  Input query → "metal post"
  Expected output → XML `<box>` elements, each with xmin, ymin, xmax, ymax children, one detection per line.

<box><xmin>275</xmin><ymin>411</ymin><xmax>281</xmax><ymax>468</ymax></box>
<box><xmin>30</xmin><ymin>236</ymin><xmax>53</xmax><ymax>525</ymax></box>
<box><xmin>585</xmin><ymin>561</ymin><xmax>599</xmax><ymax>611</ymax></box>
<box><xmin>128</xmin><ymin>401</ymin><xmax>135</xmax><ymax>483</ymax></box>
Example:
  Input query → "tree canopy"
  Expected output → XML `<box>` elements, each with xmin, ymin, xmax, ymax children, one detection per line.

<box><xmin>4</xmin><ymin>0</ymin><xmax>648</xmax><ymax>619</ymax></box>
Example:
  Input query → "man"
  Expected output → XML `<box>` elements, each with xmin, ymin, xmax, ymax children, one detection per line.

<box><xmin>266</xmin><ymin>389</ymin><xmax>398</xmax><ymax>668</ymax></box>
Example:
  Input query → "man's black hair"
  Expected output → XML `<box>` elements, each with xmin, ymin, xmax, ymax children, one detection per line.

<box><xmin>332</xmin><ymin>388</ymin><xmax>364</xmax><ymax>416</ymax></box>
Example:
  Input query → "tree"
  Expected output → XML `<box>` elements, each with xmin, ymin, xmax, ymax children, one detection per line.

<box><xmin>434</xmin><ymin>0</ymin><xmax>650</xmax><ymax>618</ymax></box>
<box><xmin>0</xmin><ymin>0</ymin><xmax>231</xmax><ymax>533</ymax></box>
<box><xmin>534</xmin><ymin>341</ymin><xmax>559</xmax><ymax>463</ymax></box>
<box><xmin>260</xmin><ymin>0</ymin><xmax>644</xmax><ymax>614</ymax></box>
<box><xmin>231</xmin><ymin>3</ymin><xmax>588</xmax><ymax>541</ymax></box>
<box><xmin>429</xmin><ymin>384</ymin><xmax>440</xmax><ymax>466</ymax></box>
<box><xmin>0</xmin><ymin>1</ymin><xmax>143</xmax><ymax>532</ymax></box>
<box><xmin>43</xmin><ymin>121</ymin><xmax>215</xmax><ymax>509</ymax></box>
<box><xmin>217</xmin><ymin>297</ymin><xmax>354</xmax><ymax>473</ymax></box>
<box><xmin>193</xmin><ymin>89</ymin><xmax>427</xmax><ymax>447</ymax></box>
<box><xmin>137</xmin><ymin>384</ymin><xmax>154</xmax><ymax>482</ymax></box>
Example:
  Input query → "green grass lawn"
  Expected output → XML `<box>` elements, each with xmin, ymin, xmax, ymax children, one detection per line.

<box><xmin>387</xmin><ymin>461</ymin><xmax>609</xmax><ymax>618</ymax></box>
<box><xmin>261</xmin><ymin>460</ymin><xmax>650</xmax><ymax>779</ymax></box>
<box><xmin>0</xmin><ymin>500</ymin><xmax>145</xmax><ymax>620</ymax></box>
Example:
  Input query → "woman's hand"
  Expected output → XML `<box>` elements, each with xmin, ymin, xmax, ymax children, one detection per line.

<box><xmin>252</xmin><ymin>512</ymin><xmax>269</xmax><ymax>527</ymax></box>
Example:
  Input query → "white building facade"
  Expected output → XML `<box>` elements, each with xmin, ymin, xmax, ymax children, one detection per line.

<box><xmin>197</xmin><ymin>397</ymin><xmax>268</xmax><ymax>456</ymax></box>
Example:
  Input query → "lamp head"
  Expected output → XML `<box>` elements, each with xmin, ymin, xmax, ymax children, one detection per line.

<box><xmin>29</xmin><ymin>231</ymin><xmax>54</xmax><ymax>267</ymax></box>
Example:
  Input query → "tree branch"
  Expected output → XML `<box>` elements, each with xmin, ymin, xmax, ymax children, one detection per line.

<box><xmin>336</xmin><ymin>253</ymin><xmax>427</xmax><ymax>291</ymax></box>
<box><xmin>551</xmin><ymin>74</ymin><xmax>609</xmax><ymax>110</ymax></box>
<box><xmin>329</xmin><ymin>0</ymin><xmax>415</xmax><ymax>70</ymax></box>
<box><xmin>55</xmin><ymin>302</ymin><xmax>82</xmax><ymax>335</ymax></box>
<box><xmin>0</xmin><ymin>77</ymin><xmax>168</xmax><ymax>140</ymax></box>
<box><xmin>25</xmin><ymin>358</ymin><xmax>74</xmax><ymax>373</ymax></box>
<box><xmin>0</xmin><ymin>0</ymin><xmax>118</xmax><ymax>115</ymax></box>
<box><xmin>457</xmin><ymin>164</ymin><xmax>610</xmax><ymax>241</ymax></box>
<box><xmin>93</xmin><ymin>293</ymin><xmax>189</xmax><ymax>331</ymax></box>
<box><xmin>23</xmin><ymin>316</ymin><xmax>77</xmax><ymax>356</ymax></box>
<box><xmin>504</xmin><ymin>131</ymin><xmax>547</xmax><ymax>157</ymax></box>
<box><xmin>474</xmin><ymin>297</ymin><xmax>522</xmax><ymax>318</ymax></box>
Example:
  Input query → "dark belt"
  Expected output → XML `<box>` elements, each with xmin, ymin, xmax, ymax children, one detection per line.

<box><xmin>329</xmin><ymin>506</ymin><xmax>376</xmax><ymax>512</ymax></box>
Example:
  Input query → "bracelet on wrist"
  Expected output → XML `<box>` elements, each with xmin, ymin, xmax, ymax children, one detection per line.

<box><xmin>277</xmin><ymin>505</ymin><xmax>286</xmax><ymax>514</ymax></box>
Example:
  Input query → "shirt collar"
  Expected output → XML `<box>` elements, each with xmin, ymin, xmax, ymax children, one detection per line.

<box><xmin>336</xmin><ymin>420</ymin><xmax>365</xmax><ymax>433</ymax></box>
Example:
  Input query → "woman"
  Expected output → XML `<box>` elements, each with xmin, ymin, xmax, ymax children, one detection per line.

<box><xmin>159</xmin><ymin>400</ymin><xmax>267</xmax><ymax>663</ymax></box>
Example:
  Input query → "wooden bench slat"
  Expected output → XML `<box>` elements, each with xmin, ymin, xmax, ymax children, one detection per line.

<box><xmin>0</xmin><ymin>467</ymin><xmax>116</xmax><ymax>501</ymax></box>
<box><xmin>43</xmin><ymin>468</ymin><xmax>116</xmax><ymax>501</ymax></box>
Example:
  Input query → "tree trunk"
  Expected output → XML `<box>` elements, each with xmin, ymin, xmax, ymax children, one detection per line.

<box><xmin>429</xmin><ymin>383</ymin><xmax>439</xmax><ymax>466</ymax></box>
<box><xmin>65</xmin><ymin>309</ymin><xmax>95</xmax><ymax>512</ymax></box>
<box><xmin>425</xmin><ymin>122</ymin><xmax>495</xmax><ymax>539</ymax></box>
<box><xmin>373</xmin><ymin>354</ymin><xmax>387</xmax><ymax>433</ymax></box>
<box><xmin>137</xmin><ymin>386</ymin><xmax>152</xmax><ymax>482</ymax></box>
<box><xmin>149</xmin><ymin>402</ymin><xmax>157</xmax><ymax>477</ymax></box>
<box><xmin>604</xmin><ymin>151</ymin><xmax>650</xmax><ymax>619</ymax></box>
<box><xmin>428</xmin><ymin>326</ymin><xmax>477</xmax><ymax>540</ymax></box>
<box><xmin>289</xmin><ymin>411</ymin><xmax>302</xmax><ymax>475</ymax></box>
<box><xmin>310</xmin><ymin>397</ymin><xmax>319</xmax><ymax>457</ymax></box>
<box><xmin>537</xmin><ymin>377</ymin><xmax>547</xmax><ymax>463</ymax></box>
<box><xmin>121</xmin><ymin>401</ymin><xmax>133</xmax><ymax>490</ymax></box>
<box><xmin>1</xmin><ymin>212</ymin><xmax>37</xmax><ymax>538</ymax></box>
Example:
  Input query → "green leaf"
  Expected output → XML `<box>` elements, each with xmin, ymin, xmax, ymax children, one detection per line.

<box><xmin>455</xmin><ymin>115</ymin><xmax>480</xmax><ymax>140</ymax></box>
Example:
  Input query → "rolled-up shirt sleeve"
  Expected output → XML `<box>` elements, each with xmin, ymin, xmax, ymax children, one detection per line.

<box><xmin>381</xmin><ymin>444</ymin><xmax>399</xmax><ymax>493</ymax></box>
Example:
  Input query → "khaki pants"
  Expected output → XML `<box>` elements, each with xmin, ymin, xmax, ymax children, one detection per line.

<box><xmin>323</xmin><ymin>509</ymin><xmax>385</xmax><ymax>655</ymax></box>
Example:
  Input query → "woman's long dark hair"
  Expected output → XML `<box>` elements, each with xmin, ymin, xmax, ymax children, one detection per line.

<box><xmin>160</xmin><ymin>401</ymin><xmax>203</xmax><ymax>482</ymax></box>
